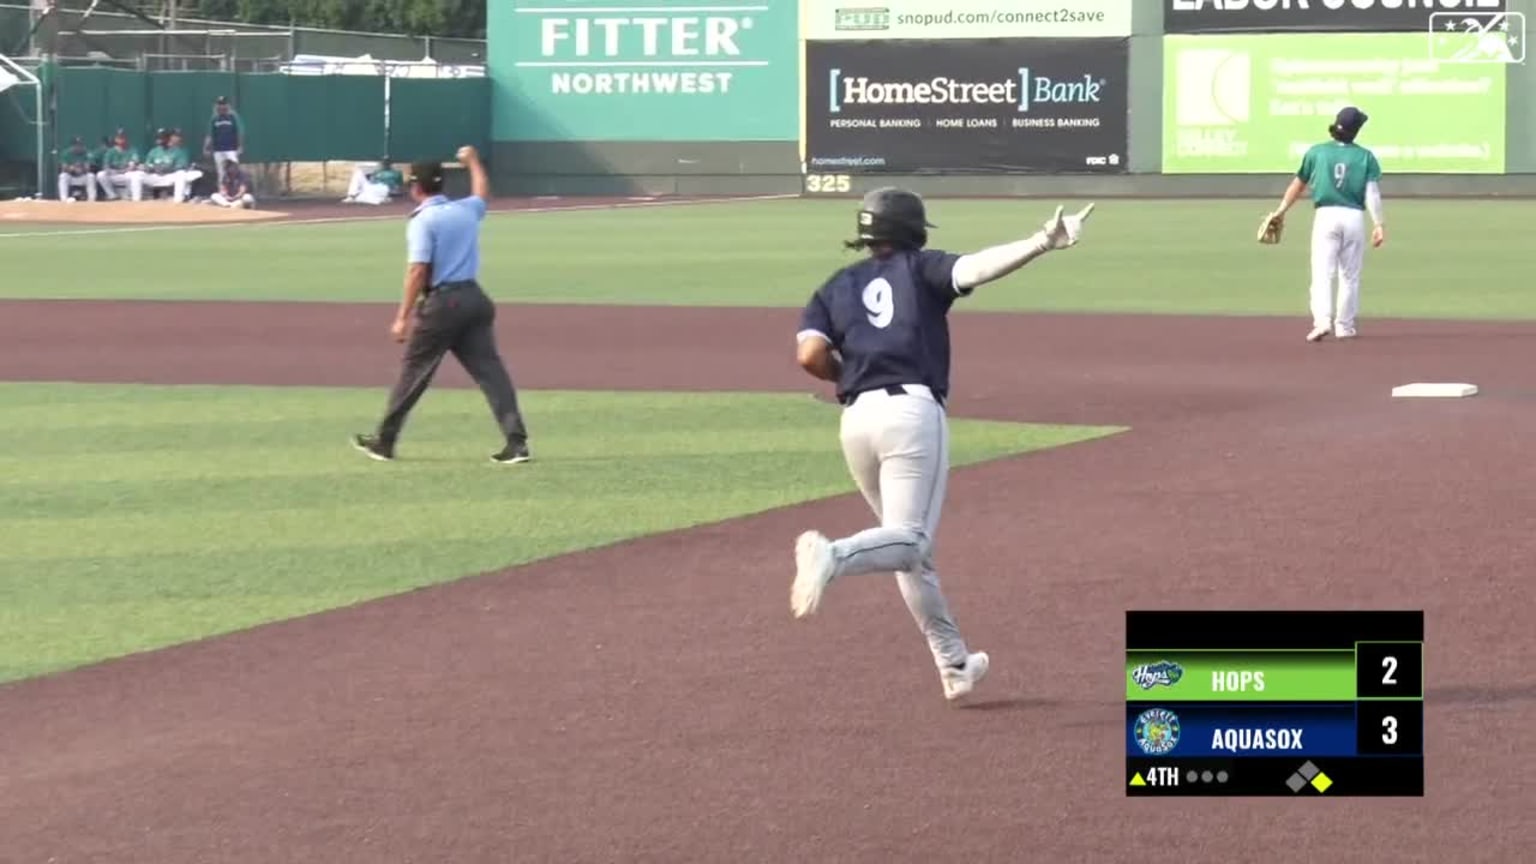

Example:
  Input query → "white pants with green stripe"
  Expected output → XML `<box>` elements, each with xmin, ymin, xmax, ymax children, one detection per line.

<box><xmin>1309</xmin><ymin>206</ymin><xmax>1367</xmax><ymax>334</ymax></box>
<box><xmin>825</xmin><ymin>385</ymin><xmax>969</xmax><ymax>669</ymax></box>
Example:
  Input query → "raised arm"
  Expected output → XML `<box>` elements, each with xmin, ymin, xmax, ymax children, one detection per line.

<box><xmin>951</xmin><ymin>203</ymin><xmax>1095</xmax><ymax>291</ymax></box>
<box><xmin>457</xmin><ymin>145</ymin><xmax>490</xmax><ymax>201</ymax></box>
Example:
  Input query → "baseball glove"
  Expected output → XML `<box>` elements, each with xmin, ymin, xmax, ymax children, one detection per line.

<box><xmin>1257</xmin><ymin>210</ymin><xmax>1285</xmax><ymax>245</ymax></box>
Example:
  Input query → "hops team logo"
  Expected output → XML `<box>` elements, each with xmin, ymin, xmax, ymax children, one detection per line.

<box><xmin>1134</xmin><ymin>708</ymin><xmax>1182</xmax><ymax>756</ymax></box>
<box><xmin>1130</xmin><ymin>660</ymin><xmax>1185</xmax><ymax>690</ymax></box>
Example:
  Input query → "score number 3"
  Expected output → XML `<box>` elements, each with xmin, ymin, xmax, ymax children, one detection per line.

<box><xmin>1381</xmin><ymin>656</ymin><xmax>1399</xmax><ymax>744</ymax></box>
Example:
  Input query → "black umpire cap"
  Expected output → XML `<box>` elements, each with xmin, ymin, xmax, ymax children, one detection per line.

<box><xmin>409</xmin><ymin>160</ymin><xmax>445</xmax><ymax>192</ymax></box>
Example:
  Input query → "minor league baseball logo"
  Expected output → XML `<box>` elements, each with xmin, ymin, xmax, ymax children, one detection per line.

<box><xmin>1430</xmin><ymin>12</ymin><xmax>1525</xmax><ymax>64</ymax></box>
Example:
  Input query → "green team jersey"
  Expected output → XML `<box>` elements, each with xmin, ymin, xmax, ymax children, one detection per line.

<box><xmin>57</xmin><ymin>146</ymin><xmax>91</xmax><ymax>171</ymax></box>
<box><xmin>144</xmin><ymin>145</ymin><xmax>190</xmax><ymax>173</ymax></box>
<box><xmin>1297</xmin><ymin>141</ymin><xmax>1381</xmax><ymax>210</ymax></box>
<box><xmin>102</xmin><ymin>146</ymin><xmax>140</xmax><ymax>170</ymax></box>
<box><xmin>372</xmin><ymin>167</ymin><xmax>403</xmax><ymax>191</ymax></box>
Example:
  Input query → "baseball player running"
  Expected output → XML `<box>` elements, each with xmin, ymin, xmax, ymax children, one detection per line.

<box><xmin>789</xmin><ymin>187</ymin><xmax>1094</xmax><ymax>702</ymax></box>
<box><xmin>1262</xmin><ymin>106</ymin><xmax>1385</xmax><ymax>342</ymax></box>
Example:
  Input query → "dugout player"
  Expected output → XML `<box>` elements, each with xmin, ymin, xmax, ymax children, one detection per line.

<box><xmin>352</xmin><ymin>146</ymin><xmax>532</xmax><ymax>464</ymax></box>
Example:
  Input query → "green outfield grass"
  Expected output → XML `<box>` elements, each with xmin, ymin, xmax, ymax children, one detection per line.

<box><xmin>1</xmin><ymin>198</ymin><xmax>1533</xmax><ymax>319</ymax></box>
<box><xmin>0</xmin><ymin>382</ymin><xmax>1121</xmax><ymax>684</ymax></box>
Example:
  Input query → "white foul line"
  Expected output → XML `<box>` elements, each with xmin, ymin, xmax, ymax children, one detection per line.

<box><xmin>0</xmin><ymin>194</ymin><xmax>799</xmax><ymax>240</ymax></box>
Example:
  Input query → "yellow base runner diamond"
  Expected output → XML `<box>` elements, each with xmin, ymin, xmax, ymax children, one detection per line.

<box><xmin>1311</xmin><ymin>772</ymin><xmax>1334</xmax><ymax>793</ymax></box>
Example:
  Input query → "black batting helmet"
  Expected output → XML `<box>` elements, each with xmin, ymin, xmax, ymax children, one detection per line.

<box><xmin>849</xmin><ymin>186</ymin><xmax>935</xmax><ymax>251</ymax></box>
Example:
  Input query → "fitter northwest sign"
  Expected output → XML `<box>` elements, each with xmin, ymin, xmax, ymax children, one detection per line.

<box><xmin>1166</xmin><ymin>0</ymin><xmax>1509</xmax><ymax>33</ymax></box>
<box><xmin>489</xmin><ymin>0</ymin><xmax>799</xmax><ymax>141</ymax></box>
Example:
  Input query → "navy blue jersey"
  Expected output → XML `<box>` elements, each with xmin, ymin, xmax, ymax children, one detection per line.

<box><xmin>798</xmin><ymin>249</ymin><xmax>965</xmax><ymax>403</ymax></box>
<box><xmin>209</xmin><ymin>113</ymin><xmax>241</xmax><ymax>151</ymax></box>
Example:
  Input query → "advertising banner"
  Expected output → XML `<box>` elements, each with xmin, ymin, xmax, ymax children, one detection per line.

<box><xmin>489</xmin><ymin>0</ymin><xmax>798</xmax><ymax>141</ymax></box>
<box><xmin>804</xmin><ymin>39</ymin><xmax>1130</xmax><ymax>174</ymax></box>
<box><xmin>1162</xmin><ymin>33</ymin><xmax>1506</xmax><ymax>173</ymax></box>
<box><xmin>1165</xmin><ymin>0</ymin><xmax>1508</xmax><ymax>35</ymax></box>
<box><xmin>806</xmin><ymin>0</ymin><xmax>1133</xmax><ymax>40</ymax></box>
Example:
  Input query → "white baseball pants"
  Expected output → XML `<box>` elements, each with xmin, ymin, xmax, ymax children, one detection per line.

<box><xmin>823</xmin><ymin>384</ymin><xmax>970</xmax><ymax>670</ymax></box>
<box><xmin>58</xmin><ymin>172</ymin><xmax>97</xmax><ymax>201</ymax></box>
<box><xmin>1309</xmin><ymin>206</ymin><xmax>1367</xmax><ymax>334</ymax></box>
<box><xmin>213</xmin><ymin>151</ymin><xmax>239</xmax><ymax>177</ymax></box>
<box><xmin>143</xmin><ymin>170</ymin><xmax>202</xmax><ymax>201</ymax></box>
<box><xmin>347</xmin><ymin>165</ymin><xmax>391</xmax><ymax>205</ymax></box>
<box><xmin>96</xmin><ymin>169</ymin><xmax>144</xmax><ymax>201</ymax></box>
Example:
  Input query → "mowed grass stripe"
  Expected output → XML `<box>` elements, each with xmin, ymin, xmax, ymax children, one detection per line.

<box><xmin>0</xmin><ymin>382</ymin><xmax>1123</xmax><ymax>682</ymax></box>
<box><xmin>1</xmin><ymin>198</ymin><xmax>1534</xmax><ymax>318</ymax></box>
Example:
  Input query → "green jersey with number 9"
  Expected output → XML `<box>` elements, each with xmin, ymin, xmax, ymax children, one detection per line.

<box><xmin>1297</xmin><ymin>141</ymin><xmax>1381</xmax><ymax>210</ymax></box>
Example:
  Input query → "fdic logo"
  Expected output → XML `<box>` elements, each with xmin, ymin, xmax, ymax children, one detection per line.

<box><xmin>1134</xmin><ymin>708</ymin><xmax>1181</xmax><ymax>756</ymax></box>
<box><xmin>1130</xmin><ymin>660</ymin><xmax>1184</xmax><ymax>690</ymax></box>
<box><xmin>827</xmin><ymin>68</ymin><xmax>1105</xmax><ymax>113</ymax></box>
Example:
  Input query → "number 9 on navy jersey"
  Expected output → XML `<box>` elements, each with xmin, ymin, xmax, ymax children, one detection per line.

<box><xmin>797</xmin><ymin>249</ymin><xmax>967</xmax><ymax>406</ymax></box>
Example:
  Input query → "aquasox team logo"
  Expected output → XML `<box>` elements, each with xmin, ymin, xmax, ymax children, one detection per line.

<box><xmin>1134</xmin><ymin>708</ymin><xmax>1182</xmax><ymax>756</ymax></box>
<box><xmin>1130</xmin><ymin>660</ymin><xmax>1185</xmax><ymax>690</ymax></box>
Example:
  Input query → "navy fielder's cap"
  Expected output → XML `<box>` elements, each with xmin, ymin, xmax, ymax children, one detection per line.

<box><xmin>1333</xmin><ymin>106</ymin><xmax>1368</xmax><ymax>133</ymax></box>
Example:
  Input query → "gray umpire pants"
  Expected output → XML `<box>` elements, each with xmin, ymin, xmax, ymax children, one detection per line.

<box><xmin>376</xmin><ymin>280</ymin><xmax>529</xmax><ymax>447</ymax></box>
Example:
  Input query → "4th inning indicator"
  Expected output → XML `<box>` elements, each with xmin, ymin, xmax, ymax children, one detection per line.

<box><xmin>1124</xmin><ymin>611</ymin><xmax>1424</xmax><ymax>797</ymax></box>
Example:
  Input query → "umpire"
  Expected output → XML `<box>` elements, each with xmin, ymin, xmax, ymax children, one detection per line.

<box><xmin>352</xmin><ymin>145</ymin><xmax>532</xmax><ymax>464</ymax></box>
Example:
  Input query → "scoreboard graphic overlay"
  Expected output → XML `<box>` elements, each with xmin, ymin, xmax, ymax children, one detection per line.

<box><xmin>1125</xmin><ymin>611</ymin><xmax>1423</xmax><ymax>796</ymax></box>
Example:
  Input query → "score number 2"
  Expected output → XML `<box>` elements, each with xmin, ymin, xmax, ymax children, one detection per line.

<box><xmin>1381</xmin><ymin>656</ymin><xmax>1398</xmax><ymax>744</ymax></box>
<box><xmin>805</xmin><ymin>174</ymin><xmax>851</xmax><ymax>194</ymax></box>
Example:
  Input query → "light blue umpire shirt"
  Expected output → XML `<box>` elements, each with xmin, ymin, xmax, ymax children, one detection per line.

<box><xmin>406</xmin><ymin>194</ymin><xmax>488</xmax><ymax>286</ymax></box>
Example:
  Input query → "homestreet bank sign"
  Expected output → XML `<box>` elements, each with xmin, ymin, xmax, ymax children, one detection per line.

<box><xmin>490</xmin><ymin>0</ymin><xmax>798</xmax><ymax>142</ymax></box>
<box><xmin>1166</xmin><ymin>0</ymin><xmax>1509</xmax><ymax>33</ymax></box>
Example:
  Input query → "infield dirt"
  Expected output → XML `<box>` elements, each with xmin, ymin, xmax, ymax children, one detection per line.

<box><xmin>0</xmin><ymin>297</ymin><xmax>1533</xmax><ymax>861</ymax></box>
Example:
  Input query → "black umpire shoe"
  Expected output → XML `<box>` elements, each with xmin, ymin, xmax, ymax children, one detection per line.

<box><xmin>351</xmin><ymin>434</ymin><xmax>395</xmax><ymax>462</ymax></box>
<box><xmin>491</xmin><ymin>442</ymin><xmax>531</xmax><ymax>465</ymax></box>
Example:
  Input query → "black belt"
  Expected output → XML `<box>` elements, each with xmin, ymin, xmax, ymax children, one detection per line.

<box><xmin>423</xmin><ymin>279</ymin><xmax>477</xmax><ymax>297</ymax></box>
<box><xmin>838</xmin><ymin>384</ymin><xmax>945</xmax><ymax>408</ymax></box>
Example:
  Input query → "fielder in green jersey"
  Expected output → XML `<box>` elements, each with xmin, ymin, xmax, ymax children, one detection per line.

<box><xmin>1271</xmin><ymin>106</ymin><xmax>1386</xmax><ymax>343</ymax></box>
